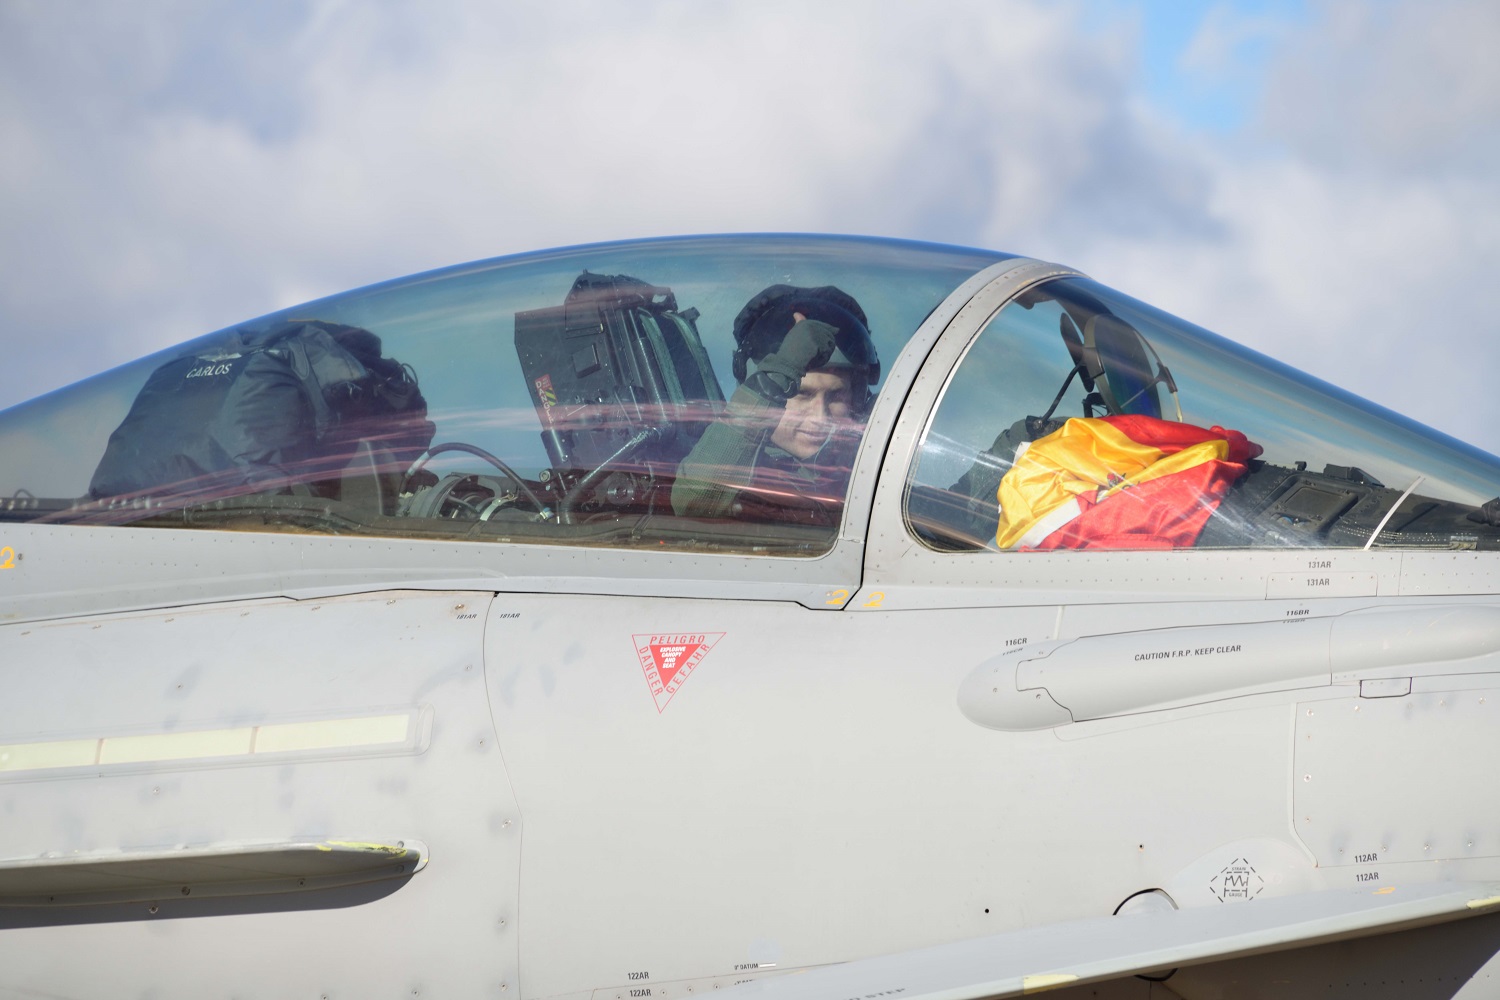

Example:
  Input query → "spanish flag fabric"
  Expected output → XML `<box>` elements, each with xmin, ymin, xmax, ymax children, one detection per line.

<box><xmin>996</xmin><ymin>415</ymin><xmax>1261</xmax><ymax>550</ymax></box>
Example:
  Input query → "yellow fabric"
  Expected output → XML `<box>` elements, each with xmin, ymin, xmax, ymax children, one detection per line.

<box><xmin>995</xmin><ymin>418</ymin><xmax>1229</xmax><ymax>549</ymax></box>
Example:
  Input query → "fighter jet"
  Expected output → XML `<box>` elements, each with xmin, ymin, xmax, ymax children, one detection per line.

<box><xmin>2</xmin><ymin>234</ymin><xmax>1498</xmax><ymax>999</ymax></box>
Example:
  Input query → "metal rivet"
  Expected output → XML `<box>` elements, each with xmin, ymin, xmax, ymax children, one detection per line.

<box><xmin>148</xmin><ymin>904</ymin><xmax>159</xmax><ymax>914</ymax></box>
<box><xmin>180</xmin><ymin>886</ymin><xmax>191</xmax><ymax>895</ymax></box>
<box><xmin>1304</xmin><ymin>774</ymin><xmax>1312</xmax><ymax>782</ymax></box>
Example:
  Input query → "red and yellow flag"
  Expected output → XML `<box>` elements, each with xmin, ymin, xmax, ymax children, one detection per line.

<box><xmin>996</xmin><ymin>415</ymin><xmax>1261</xmax><ymax>550</ymax></box>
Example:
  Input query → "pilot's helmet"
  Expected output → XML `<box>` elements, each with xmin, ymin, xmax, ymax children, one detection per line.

<box><xmin>732</xmin><ymin>284</ymin><xmax>880</xmax><ymax>413</ymax></box>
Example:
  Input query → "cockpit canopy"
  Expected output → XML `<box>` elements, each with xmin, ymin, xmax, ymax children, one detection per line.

<box><xmin>2</xmin><ymin>233</ymin><xmax>1498</xmax><ymax>555</ymax></box>
<box><xmin>0</xmin><ymin>236</ymin><xmax>999</xmax><ymax>555</ymax></box>
<box><xmin>907</xmin><ymin>275</ymin><xmax>1500</xmax><ymax>552</ymax></box>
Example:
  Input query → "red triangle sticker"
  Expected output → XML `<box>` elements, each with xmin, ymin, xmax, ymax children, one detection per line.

<box><xmin>633</xmin><ymin>632</ymin><xmax>726</xmax><ymax>713</ymax></box>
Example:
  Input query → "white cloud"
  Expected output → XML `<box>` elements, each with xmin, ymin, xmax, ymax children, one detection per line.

<box><xmin>0</xmin><ymin>0</ymin><xmax>1496</xmax><ymax>460</ymax></box>
<box><xmin>0</xmin><ymin>1</ymin><xmax>1108</xmax><ymax>383</ymax></box>
<box><xmin>1177</xmin><ymin>3</ymin><xmax>1289</xmax><ymax>82</ymax></box>
<box><xmin>1261</xmin><ymin>0</ymin><xmax>1500</xmax><ymax>173</ymax></box>
<box><xmin>1049</xmin><ymin>0</ymin><xmax>1500</xmax><ymax>452</ymax></box>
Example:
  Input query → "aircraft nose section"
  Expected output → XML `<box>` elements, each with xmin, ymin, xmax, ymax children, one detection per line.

<box><xmin>957</xmin><ymin>641</ymin><xmax>1075</xmax><ymax>731</ymax></box>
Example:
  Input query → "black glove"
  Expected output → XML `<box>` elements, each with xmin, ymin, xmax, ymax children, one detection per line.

<box><xmin>742</xmin><ymin>319</ymin><xmax>837</xmax><ymax>402</ymax></box>
<box><xmin>1469</xmin><ymin>497</ymin><xmax>1500</xmax><ymax>526</ymax></box>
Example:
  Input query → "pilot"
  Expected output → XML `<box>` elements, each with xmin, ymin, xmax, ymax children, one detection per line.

<box><xmin>672</xmin><ymin>285</ymin><xmax>879</xmax><ymax>520</ymax></box>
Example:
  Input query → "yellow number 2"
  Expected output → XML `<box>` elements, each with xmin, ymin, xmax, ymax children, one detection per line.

<box><xmin>861</xmin><ymin>592</ymin><xmax>886</xmax><ymax>609</ymax></box>
<box><xmin>824</xmin><ymin>589</ymin><xmax>849</xmax><ymax>606</ymax></box>
<box><xmin>0</xmin><ymin>547</ymin><xmax>14</xmax><ymax>569</ymax></box>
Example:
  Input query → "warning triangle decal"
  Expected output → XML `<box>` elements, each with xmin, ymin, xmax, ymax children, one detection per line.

<box><xmin>633</xmin><ymin>632</ymin><xmax>726</xmax><ymax>713</ymax></box>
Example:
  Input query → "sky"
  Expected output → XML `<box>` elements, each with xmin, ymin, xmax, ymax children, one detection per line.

<box><xmin>2</xmin><ymin>0</ymin><xmax>1498</xmax><ymax>454</ymax></box>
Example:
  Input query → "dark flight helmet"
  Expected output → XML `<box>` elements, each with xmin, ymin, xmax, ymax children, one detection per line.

<box><xmin>731</xmin><ymin>284</ymin><xmax>880</xmax><ymax>413</ymax></box>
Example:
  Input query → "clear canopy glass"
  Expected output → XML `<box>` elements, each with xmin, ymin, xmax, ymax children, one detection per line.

<box><xmin>908</xmin><ymin>276</ymin><xmax>1500</xmax><ymax>552</ymax></box>
<box><xmin>0</xmin><ymin>235</ymin><xmax>1002</xmax><ymax>555</ymax></box>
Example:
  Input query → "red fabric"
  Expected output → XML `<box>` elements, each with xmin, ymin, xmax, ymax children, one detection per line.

<box><xmin>1098</xmin><ymin>415</ymin><xmax>1260</xmax><ymax>464</ymax></box>
<box><xmin>1030</xmin><ymin>415</ymin><xmax>1261</xmax><ymax>551</ymax></box>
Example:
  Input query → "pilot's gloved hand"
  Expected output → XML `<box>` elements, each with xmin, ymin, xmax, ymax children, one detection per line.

<box><xmin>989</xmin><ymin>416</ymin><xmax>1064</xmax><ymax>461</ymax></box>
<box><xmin>743</xmin><ymin>318</ymin><xmax>838</xmax><ymax>402</ymax></box>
